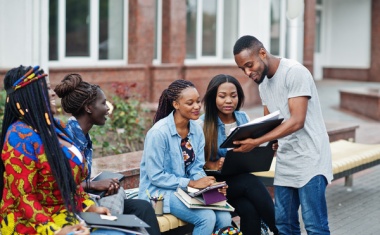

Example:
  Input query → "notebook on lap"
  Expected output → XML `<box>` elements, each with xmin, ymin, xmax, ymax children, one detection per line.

<box><xmin>205</xmin><ymin>141</ymin><xmax>276</xmax><ymax>176</ymax></box>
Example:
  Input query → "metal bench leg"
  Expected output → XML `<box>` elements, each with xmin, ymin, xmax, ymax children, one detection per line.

<box><xmin>344</xmin><ymin>175</ymin><xmax>353</xmax><ymax>187</ymax></box>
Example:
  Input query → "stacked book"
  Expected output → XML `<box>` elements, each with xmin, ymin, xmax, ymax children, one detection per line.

<box><xmin>174</xmin><ymin>182</ymin><xmax>234</xmax><ymax>211</ymax></box>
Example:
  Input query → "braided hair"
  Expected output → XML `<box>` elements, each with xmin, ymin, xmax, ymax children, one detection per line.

<box><xmin>153</xmin><ymin>79</ymin><xmax>195</xmax><ymax>124</ymax></box>
<box><xmin>202</xmin><ymin>74</ymin><xmax>245</xmax><ymax>161</ymax></box>
<box><xmin>0</xmin><ymin>65</ymin><xmax>79</xmax><ymax>215</ymax></box>
<box><xmin>54</xmin><ymin>73</ymin><xmax>100</xmax><ymax>116</ymax></box>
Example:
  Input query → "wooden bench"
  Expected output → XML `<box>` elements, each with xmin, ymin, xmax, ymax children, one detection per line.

<box><xmin>255</xmin><ymin>140</ymin><xmax>380</xmax><ymax>187</ymax></box>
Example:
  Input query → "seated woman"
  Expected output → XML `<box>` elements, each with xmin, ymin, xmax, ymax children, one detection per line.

<box><xmin>54</xmin><ymin>73</ymin><xmax>160</xmax><ymax>235</ymax></box>
<box><xmin>197</xmin><ymin>74</ymin><xmax>278</xmax><ymax>235</ymax></box>
<box><xmin>0</xmin><ymin>65</ymin><xmax>126</xmax><ymax>235</ymax></box>
<box><xmin>138</xmin><ymin>79</ymin><xmax>232</xmax><ymax>234</ymax></box>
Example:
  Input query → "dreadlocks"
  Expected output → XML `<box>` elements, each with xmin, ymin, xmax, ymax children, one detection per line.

<box><xmin>0</xmin><ymin>65</ymin><xmax>79</xmax><ymax>215</ymax></box>
<box><xmin>153</xmin><ymin>79</ymin><xmax>195</xmax><ymax>124</ymax></box>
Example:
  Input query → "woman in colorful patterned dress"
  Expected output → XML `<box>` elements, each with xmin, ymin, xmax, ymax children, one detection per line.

<box><xmin>138</xmin><ymin>79</ymin><xmax>232</xmax><ymax>234</ymax></box>
<box><xmin>0</xmin><ymin>66</ymin><xmax>125</xmax><ymax>235</ymax></box>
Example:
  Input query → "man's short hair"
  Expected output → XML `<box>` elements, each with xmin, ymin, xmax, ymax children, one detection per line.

<box><xmin>233</xmin><ymin>35</ymin><xmax>264</xmax><ymax>55</ymax></box>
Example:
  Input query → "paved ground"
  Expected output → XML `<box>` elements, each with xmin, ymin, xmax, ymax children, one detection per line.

<box><xmin>242</xmin><ymin>79</ymin><xmax>380</xmax><ymax>235</ymax></box>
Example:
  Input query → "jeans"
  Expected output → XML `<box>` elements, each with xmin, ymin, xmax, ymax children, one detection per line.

<box><xmin>274</xmin><ymin>175</ymin><xmax>330</xmax><ymax>235</ymax></box>
<box><xmin>217</xmin><ymin>173</ymin><xmax>277</xmax><ymax>235</ymax></box>
<box><xmin>169</xmin><ymin>192</ymin><xmax>232</xmax><ymax>234</ymax></box>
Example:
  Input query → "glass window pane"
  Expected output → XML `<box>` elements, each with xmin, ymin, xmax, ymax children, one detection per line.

<box><xmin>66</xmin><ymin>0</ymin><xmax>90</xmax><ymax>57</ymax></box>
<box><xmin>49</xmin><ymin>0</ymin><xmax>58</xmax><ymax>60</ymax></box>
<box><xmin>315</xmin><ymin>10</ymin><xmax>321</xmax><ymax>53</ymax></box>
<box><xmin>99</xmin><ymin>0</ymin><xmax>124</xmax><ymax>60</ymax></box>
<box><xmin>186</xmin><ymin>0</ymin><xmax>197</xmax><ymax>59</ymax></box>
<box><xmin>223</xmin><ymin>0</ymin><xmax>238</xmax><ymax>59</ymax></box>
<box><xmin>270</xmin><ymin>0</ymin><xmax>281</xmax><ymax>55</ymax></box>
<box><xmin>202</xmin><ymin>0</ymin><xmax>217</xmax><ymax>56</ymax></box>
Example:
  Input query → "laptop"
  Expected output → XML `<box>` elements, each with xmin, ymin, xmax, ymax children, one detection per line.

<box><xmin>205</xmin><ymin>141</ymin><xmax>276</xmax><ymax>176</ymax></box>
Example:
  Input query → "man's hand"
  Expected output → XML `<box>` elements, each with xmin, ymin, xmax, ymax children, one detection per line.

<box><xmin>232</xmin><ymin>138</ymin><xmax>260</xmax><ymax>152</ymax></box>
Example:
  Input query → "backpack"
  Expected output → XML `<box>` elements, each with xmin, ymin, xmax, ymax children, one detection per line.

<box><xmin>212</xmin><ymin>226</ymin><xmax>242</xmax><ymax>235</ymax></box>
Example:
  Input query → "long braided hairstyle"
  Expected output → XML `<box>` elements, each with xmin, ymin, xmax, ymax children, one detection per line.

<box><xmin>0</xmin><ymin>65</ymin><xmax>79</xmax><ymax>215</ymax></box>
<box><xmin>54</xmin><ymin>73</ymin><xmax>99</xmax><ymax>116</ymax></box>
<box><xmin>153</xmin><ymin>79</ymin><xmax>195</xmax><ymax>124</ymax></box>
<box><xmin>202</xmin><ymin>74</ymin><xmax>245</xmax><ymax>161</ymax></box>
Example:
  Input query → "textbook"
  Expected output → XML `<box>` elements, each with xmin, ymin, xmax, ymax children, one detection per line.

<box><xmin>87</xmin><ymin>171</ymin><xmax>126</xmax><ymax>198</ymax></box>
<box><xmin>79</xmin><ymin>212</ymin><xmax>149</xmax><ymax>234</ymax></box>
<box><xmin>220</xmin><ymin>110</ymin><xmax>283</xmax><ymax>148</ymax></box>
<box><xmin>176</xmin><ymin>187</ymin><xmax>227</xmax><ymax>206</ymax></box>
<box><xmin>174</xmin><ymin>191</ymin><xmax>234</xmax><ymax>212</ymax></box>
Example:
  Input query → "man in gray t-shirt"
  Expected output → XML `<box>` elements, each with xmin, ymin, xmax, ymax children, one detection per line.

<box><xmin>232</xmin><ymin>35</ymin><xmax>332</xmax><ymax>235</ymax></box>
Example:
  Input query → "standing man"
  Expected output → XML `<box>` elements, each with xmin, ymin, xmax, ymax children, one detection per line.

<box><xmin>233</xmin><ymin>35</ymin><xmax>332</xmax><ymax>235</ymax></box>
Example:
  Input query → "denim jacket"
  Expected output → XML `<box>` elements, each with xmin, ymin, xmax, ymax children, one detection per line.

<box><xmin>198</xmin><ymin>110</ymin><xmax>249</xmax><ymax>160</ymax></box>
<box><xmin>66</xmin><ymin>117</ymin><xmax>93</xmax><ymax>180</ymax></box>
<box><xmin>138</xmin><ymin>111</ymin><xmax>206</xmax><ymax>213</ymax></box>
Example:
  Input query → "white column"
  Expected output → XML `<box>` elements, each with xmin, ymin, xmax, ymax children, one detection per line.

<box><xmin>286</xmin><ymin>0</ymin><xmax>304</xmax><ymax>63</ymax></box>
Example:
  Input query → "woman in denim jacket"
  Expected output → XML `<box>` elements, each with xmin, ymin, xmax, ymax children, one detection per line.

<box><xmin>197</xmin><ymin>74</ymin><xmax>278</xmax><ymax>235</ymax></box>
<box><xmin>138</xmin><ymin>79</ymin><xmax>232</xmax><ymax>234</ymax></box>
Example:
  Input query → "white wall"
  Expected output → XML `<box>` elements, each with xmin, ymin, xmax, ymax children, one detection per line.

<box><xmin>238</xmin><ymin>0</ymin><xmax>271</xmax><ymax>49</ymax></box>
<box><xmin>0</xmin><ymin>0</ymin><xmax>49</xmax><ymax>71</ymax></box>
<box><xmin>323</xmin><ymin>0</ymin><xmax>371</xmax><ymax>68</ymax></box>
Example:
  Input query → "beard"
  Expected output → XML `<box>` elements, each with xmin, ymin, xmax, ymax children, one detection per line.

<box><xmin>255</xmin><ymin>63</ymin><xmax>269</xmax><ymax>85</ymax></box>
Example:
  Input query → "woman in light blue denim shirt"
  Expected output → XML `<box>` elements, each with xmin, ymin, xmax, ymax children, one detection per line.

<box><xmin>197</xmin><ymin>74</ymin><xmax>278</xmax><ymax>235</ymax></box>
<box><xmin>138</xmin><ymin>80</ymin><xmax>232</xmax><ymax>234</ymax></box>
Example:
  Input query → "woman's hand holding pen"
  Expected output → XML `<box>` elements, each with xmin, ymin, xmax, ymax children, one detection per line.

<box><xmin>188</xmin><ymin>176</ymin><xmax>216</xmax><ymax>188</ymax></box>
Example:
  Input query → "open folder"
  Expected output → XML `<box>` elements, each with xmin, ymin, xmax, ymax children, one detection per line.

<box><xmin>220</xmin><ymin>111</ymin><xmax>283</xmax><ymax>148</ymax></box>
<box><xmin>205</xmin><ymin>141</ymin><xmax>276</xmax><ymax>176</ymax></box>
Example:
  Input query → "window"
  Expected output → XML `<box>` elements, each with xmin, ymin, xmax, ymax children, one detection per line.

<box><xmin>185</xmin><ymin>0</ymin><xmax>239</xmax><ymax>62</ymax></box>
<box><xmin>49</xmin><ymin>0</ymin><xmax>126</xmax><ymax>66</ymax></box>
<box><xmin>270</xmin><ymin>0</ymin><xmax>286</xmax><ymax>57</ymax></box>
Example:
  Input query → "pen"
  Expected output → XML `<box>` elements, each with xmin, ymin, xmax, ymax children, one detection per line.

<box><xmin>146</xmin><ymin>189</ymin><xmax>151</xmax><ymax>199</ymax></box>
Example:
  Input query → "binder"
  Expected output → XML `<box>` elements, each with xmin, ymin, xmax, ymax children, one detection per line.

<box><xmin>220</xmin><ymin>115</ymin><xmax>283</xmax><ymax>148</ymax></box>
<box><xmin>206</xmin><ymin>141</ymin><xmax>276</xmax><ymax>176</ymax></box>
<box><xmin>79</xmin><ymin>212</ymin><xmax>149</xmax><ymax>234</ymax></box>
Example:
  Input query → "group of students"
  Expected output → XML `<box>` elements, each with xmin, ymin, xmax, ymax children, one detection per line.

<box><xmin>0</xmin><ymin>34</ymin><xmax>332</xmax><ymax>235</ymax></box>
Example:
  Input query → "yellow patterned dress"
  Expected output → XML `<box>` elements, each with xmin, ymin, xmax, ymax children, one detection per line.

<box><xmin>0</xmin><ymin>120</ymin><xmax>94</xmax><ymax>235</ymax></box>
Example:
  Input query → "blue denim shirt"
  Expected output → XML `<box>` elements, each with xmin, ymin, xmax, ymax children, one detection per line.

<box><xmin>66</xmin><ymin>117</ymin><xmax>93</xmax><ymax>180</ymax></box>
<box><xmin>138</xmin><ymin>111</ymin><xmax>207</xmax><ymax>213</ymax></box>
<box><xmin>198</xmin><ymin>111</ymin><xmax>249</xmax><ymax>160</ymax></box>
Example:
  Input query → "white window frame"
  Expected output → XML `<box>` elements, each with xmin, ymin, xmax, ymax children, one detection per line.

<box><xmin>49</xmin><ymin>0</ymin><xmax>128</xmax><ymax>68</ymax></box>
<box><xmin>153</xmin><ymin>0</ymin><xmax>162</xmax><ymax>65</ymax></box>
<box><xmin>185</xmin><ymin>0</ymin><xmax>238</xmax><ymax>65</ymax></box>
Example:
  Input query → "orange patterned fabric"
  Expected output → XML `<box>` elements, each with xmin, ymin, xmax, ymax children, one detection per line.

<box><xmin>0</xmin><ymin>120</ymin><xmax>94</xmax><ymax>235</ymax></box>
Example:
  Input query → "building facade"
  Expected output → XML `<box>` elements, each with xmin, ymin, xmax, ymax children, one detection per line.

<box><xmin>1</xmin><ymin>0</ymin><xmax>379</xmax><ymax>106</ymax></box>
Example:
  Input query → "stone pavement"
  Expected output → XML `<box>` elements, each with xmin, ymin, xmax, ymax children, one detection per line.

<box><xmin>242</xmin><ymin>79</ymin><xmax>380</xmax><ymax>235</ymax></box>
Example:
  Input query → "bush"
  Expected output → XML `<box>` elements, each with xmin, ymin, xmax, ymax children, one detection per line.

<box><xmin>90</xmin><ymin>82</ymin><xmax>151</xmax><ymax>157</ymax></box>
